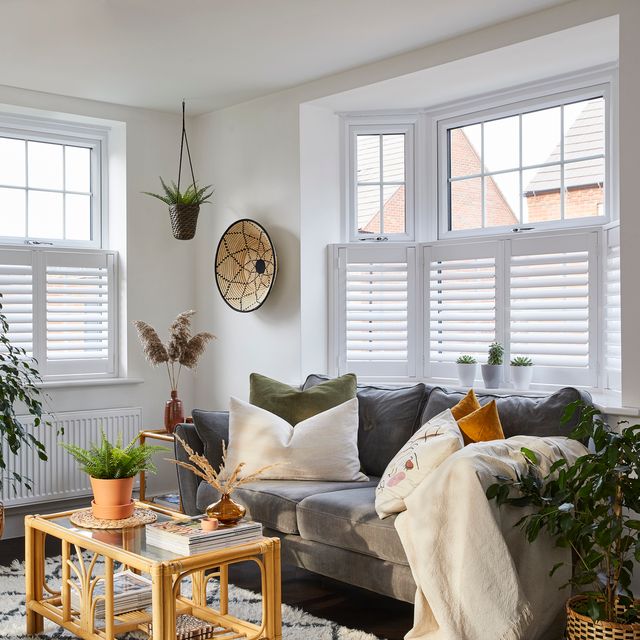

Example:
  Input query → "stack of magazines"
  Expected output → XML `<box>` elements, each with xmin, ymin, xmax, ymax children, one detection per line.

<box><xmin>71</xmin><ymin>570</ymin><xmax>152</xmax><ymax>617</ymax></box>
<box><xmin>146</xmin><ymin>516</ymin><xmax>263</xmax><ymax>555</ymax></box>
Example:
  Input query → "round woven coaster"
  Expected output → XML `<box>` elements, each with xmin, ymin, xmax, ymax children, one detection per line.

<box><xmin>69</xmin><ymin>507</ymin><xmax>158</xmax><ymax>530</ymax></box>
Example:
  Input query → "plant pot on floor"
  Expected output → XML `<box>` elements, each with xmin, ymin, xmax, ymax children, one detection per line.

<box><xmin>481</xmin><ymin>364</ymin><xmax>503</xmax><ymax>389</ymax></box>
<box><xmin>90</xmin><ymin>476</ymin><xmax>135</xmax><ymax>520</ymax></box>
<box><xmin>511</xmin><ymin>365</ymin><xmax>534</xmax><ymax>390</ymax></box>
<box><xmin>457</xmin><ymin>363</ymin><xmax>477</xmax><ymax>387</ymax></box>
<box><xmin>566</xmin><ymin>595</ymin><xmax>640</xmax><ymax>640</ymax></box>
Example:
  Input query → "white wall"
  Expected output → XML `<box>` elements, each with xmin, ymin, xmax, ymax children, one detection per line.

<box><xmin>191</xmin><ymin>0</ymin><xmax>640</xmax><ymax>411</ymax></box>
<box><xmin>0</xmin><ymin>85</ymin><xmax>197</xmax><ymax>508</ymax></box>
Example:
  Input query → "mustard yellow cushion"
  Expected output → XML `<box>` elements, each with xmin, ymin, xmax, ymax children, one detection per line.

<box><xmin>450</xmin><ymin>389</ymin><xmax>481</xmax><ymax>421</ymax></box>
<box><xmin>457</xmin><ymin>400</ymin><xmax>505</xmax><ymax>445</ymax></box>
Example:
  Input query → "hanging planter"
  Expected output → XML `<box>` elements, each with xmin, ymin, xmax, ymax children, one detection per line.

<box><xmin>144</xmin><ymin>101</ymin><xmax>213</xmax><ymax>240</ymax></box>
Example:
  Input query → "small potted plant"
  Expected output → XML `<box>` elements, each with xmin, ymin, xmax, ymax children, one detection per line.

<box><xmin>487</xmin><ymin>402</ymin><xmax>640</xmax><ymax>640</ymax></box>
<box><xmin>481</xmin><ymin>342</ymin><xmax>504</xmax><ymax>389</ymax></box>
<box><xmin>62</xmin><ymin>430</ymin><xmax>165</xmax><ymax>520</ymax></box>
<box><xmin>510</xmin><ymin>356</ymin><xmax>534</xmax><ymax>390</ymax></box>
<box><xmin>456</xmin><ymin>355</ymin><xmax>478</xmax><ymax>387</ymax></box>
<box><xmin>144</xmin><ymin>177</ymin><xmax>214</xmax><ymax>240</ymax></box>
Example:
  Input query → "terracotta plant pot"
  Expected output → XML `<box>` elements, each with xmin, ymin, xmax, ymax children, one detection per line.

<box><xmin>206</xmin><ymin>493</ymin><xmax>246</xmax><ymax>525</ymax></box>
<box><xmin>164</xmin><ymin>390</ymin><xmax>185</xmax><ymax>434</ymax></box>
<box><xmin>90</xmin><ymin>476</ymin><xmax>135</xmax><ymax>520</ymax></box>
<box><xmin>201</xmin><ymin>517</ymin><xmax>219</xmax><ymax>532</ymax></box>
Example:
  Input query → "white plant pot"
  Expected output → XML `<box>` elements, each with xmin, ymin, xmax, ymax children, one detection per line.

<box><xmin>456</xmin><ymin>363</ymin><xmax>477</xmax><ymax>387</ymax></box>
<box><xmin>511</xmin><ymin>366</ymin><xmax>534</xmax><ymax>390</ymax></box>
<box><xmin>481</xmin><ymin>364</ymin><xmax>503</xmax><ymax>389</ymax></box>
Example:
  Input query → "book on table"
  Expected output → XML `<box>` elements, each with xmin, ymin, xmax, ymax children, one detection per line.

<box><xmin>70</xmin><ymin>570</ymin><xmax>152</xmax><ymax>617</ymax></box>
<box><xmin>146</xmin><ymin>516</ymin><xmax>263</xmax><ymax>554</ymax></box>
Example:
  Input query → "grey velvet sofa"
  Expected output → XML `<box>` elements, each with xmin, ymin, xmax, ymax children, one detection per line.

<box><xmin>174</xmin><ymin>375</ymin><xmax>591</xmax><ymax>603</ymax></box>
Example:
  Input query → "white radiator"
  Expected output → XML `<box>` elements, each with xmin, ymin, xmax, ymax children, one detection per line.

<box><xmin>2</xmin><ymin>407</ymin><xmax>143</xmax><ymax>507</ymax></box>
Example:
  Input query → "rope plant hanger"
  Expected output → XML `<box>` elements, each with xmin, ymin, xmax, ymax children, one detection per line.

<box><xmin>143</xmin><ymin>100</ymin><xmax>214</xmax><ymax>240</ymax></box>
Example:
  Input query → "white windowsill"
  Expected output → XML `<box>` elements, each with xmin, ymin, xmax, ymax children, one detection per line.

<box><xmin>39</xmin><ymin>377</ymin><xmax>144</xmax><ymax>389</ymax></box>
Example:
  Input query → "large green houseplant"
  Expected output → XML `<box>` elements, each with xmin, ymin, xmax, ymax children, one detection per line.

<box><xmin>487</xmin><ymin>401</ymin><xmax>640</xmax><ymax>639</ymax></box>
<box><xmin>0</xmin><ymin>295</ymin><xmax>50</xmax><ymax>536</ymax></box>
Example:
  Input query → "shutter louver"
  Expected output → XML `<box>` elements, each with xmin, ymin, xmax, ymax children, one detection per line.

<box><xmin>508</xmin><ymin>233</ymin><xmax>597</xmax><ymax>386</ymax></box>
<box><xmin>427</xmin><ymin>242</ymin><xmax>498</xmax><ymax>379</ymax></box>
<box><xmin>0</xmin><ymin>250</ymin><xmax>33</xmax><ymax>356</ymax></box>
<box><xmin>336</xmin><ymin>245</ymin><xmax>415</xmax><ymax>378</ymax></box>
<box><xmin>44</xmin><ymin>251</ymin><xmax>115</xmax><ymax>376</ymax></box>
<box><xmin>605</xmin><ymin>226</ymin><xmax>621</xmax><ymax>391</ymax></box>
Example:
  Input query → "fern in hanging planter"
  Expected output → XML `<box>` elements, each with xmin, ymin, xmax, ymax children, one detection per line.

<box><xmin>143</xmin><ymin>101</ymin><xmax>214</xmax><ymax>240</ymax></box>
<box><xmin>144</xmin><ymin>177</ymin><xmax>214</xmax><ymax>240</ymax></box>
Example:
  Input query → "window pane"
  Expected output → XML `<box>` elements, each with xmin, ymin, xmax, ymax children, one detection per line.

<box><xmin>483</xmin><ymin>115</ymin><xmax>519</xmax><ymax>173</ymax></box>
<box><xmin>0</xmin><ymin>187</ymin><xmax>26</xmax><ymax>236</ymax></box>
<box><xmin>450</xmin><ymin>124</ymin><xmax>481</xmax><ymax>178</ymax></box>
<box><xmin>522</xmin><ymin>164</ymin><xmax>562</xmax><ymax>223</ymax></box>
<box><xmin>65</xmin><ymin>193</ymin><xmax>91</xmax><ymax>240</ymax></box>
<box><xmin>450</xmin><ymin>177</ymin><xmax>481</xmax><ymax>230</ymax></box>
<box><xmin>485</xmin><ymin>171</ymin><xmax>519</xmax><ymax>227</ymax></box>
<box><xmin>0</xmin><ymin>137</ymin><xmax>26</xmax><ymax>187</ymax></box>
<box><xmin>28</xmin><ymin>190</ymin><xmax>63</xmax><ymax>238</ymax></box>
<box><xmin>357</xmin><ymin>185</ymin><xmax>381</xmax><ymax>234</ymax></box>
<box><xmin>564</xmin><ymin>158</ymin><xmax>604</xmax><ymax>219</ymax></box>
<box><xmin>357</xmin><ymin>135</ymin><xmax>380</xmax><ymax>183</ymax></box>
<box><xmin>522</xmin><ymin>106</ymin><xmax>561</xmax><ymax>168</ymax></box>
<box><xmin>65</xmin><ymin>146</ymin><xmax>91</xmax><ymax>192</ymax></box>
<box><xmin>28</xmin><ymin>141</ymin><xmax>63</xmax><ymax>190</ymax></box>
<box><xmin>382</xmin><ymin>134</ymin><xmax>404</xmax><ymax>182</ymax></box>
<box><xmin>382</xmin><ymin>185</ymin><xmax>405</xmax><ymax>234</ymax></box>
<box><xmin>564</xmin><ymin>98</ymin><xmax>604</xmax><ymax>161</ymax></box>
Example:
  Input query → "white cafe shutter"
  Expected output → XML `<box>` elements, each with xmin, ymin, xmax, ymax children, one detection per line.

<box><xmin>44</xmin><ymin>250</ymin><xmax>116</xmax><ymax>376</ymax></box>
<box><xmin>426</xmin><ymin>241</ymin><xmax>500</xmax><ymax>380</ymax></box>
<box><xmin>507</xmin><ymin>232</ymin><xmax>597</xmax><ymax>387</ymax></box>
<box><xmin>332</xmin><ymin>244</ymin><xmax>416</xmax><ymax>379</ymax></box>
<box><xmin>604</xmin><ymin>225</ymin><xmax>621</xmax><ymax>391</ymax></box>
<box><xmin>0</xmin><ymin>248</ymin><xmax>34</xmax><ymax>357</ymax></box>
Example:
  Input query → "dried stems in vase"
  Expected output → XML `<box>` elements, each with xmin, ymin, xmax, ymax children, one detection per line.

<box><xmin>134</xmin><ymin>310</ymin><xmax>214</xmax><ymax>392</ymax></box>
<box><xmin>171</xmin><ymin>434</ymin><xmax>275</xmax><ymax>496</ymax></box>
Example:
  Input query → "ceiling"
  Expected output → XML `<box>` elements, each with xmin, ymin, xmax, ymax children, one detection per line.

<box><xmin>0</xmin><ymin>0</ymin><xmax>571</xmax><ymax>114</ymax></box>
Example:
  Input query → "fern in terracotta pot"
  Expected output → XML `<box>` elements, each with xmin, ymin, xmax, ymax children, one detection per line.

<box><xmin>487</xmin><ymin>401</ymin><xmax>640</xmax><ymax>639</ymax></box>
<box><xmin>62</xmin><ymin>430</ymin><xmax>165</xmax><ymax>520</ymax></box>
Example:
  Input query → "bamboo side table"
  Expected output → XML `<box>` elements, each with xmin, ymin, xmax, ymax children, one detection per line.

<box><xmin>24</xmin><ymin>503</ymin><xmax>282</xmax><ymax>640</ymax></box>
<box><xmin>138</xmin><ymin>429</ymin><xmax>182</xmax><ymax>513</ymax></box>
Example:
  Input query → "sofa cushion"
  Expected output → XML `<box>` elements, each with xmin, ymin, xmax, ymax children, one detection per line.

<box><xmin>250</xmin><ymin>372</ymin><xmax>357</xmax><ymax>426</ymax></box>
<box><xmin>421</xmin><ymin>387</ymin><xmax>592</xmax><ymax>438</ymax></box>
<box><xmin>196</xmin><ymin>479</ymin><xmax>378</xmax><ymax>534</ymax></box>
<box><xmin>303</xmin><ymin>375</ymin><xmax>430</xmax><ymax>477</ymax></box>
<box><xmin>191</xmin><ymin>409</ymin><xmax>229</xmax><ymax>469</ymax></box>
<box><xmin>297</xmin><ymin>486</ymin><xmax>408</xmax><ymax>566</ymax></box>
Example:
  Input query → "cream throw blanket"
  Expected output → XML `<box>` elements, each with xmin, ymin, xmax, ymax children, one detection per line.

<box><xmin>394</xmin><ymin>436</ymin><xmax>588</xmax><ymax>640</ymax></box>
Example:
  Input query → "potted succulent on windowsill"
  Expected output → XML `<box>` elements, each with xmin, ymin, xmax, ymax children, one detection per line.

<box><xmin>487</xmin><ymin>402</ymin><xmax>640</xmax><ymax>640</ymax></box>
<box><xmin>481</xmin><ymin>342</ymin><xmax>504</xmax><ymax>389</ymax></box>
<box><xmin>144</xmin><ymin>177</ymin><xmax>214</xmax><ymax>240</ymax></box>
<box><xmin>62</xmin><ymin>430</ymin><xmax>165</xmax><ymax>520</ymax></box>
<box><xmin>456</xmin><ymin>355</ymin><xmax>478</xmax><ymax>387</ymax></box>
<box><xmin>510</xmin><ymin>356</ymin><xmax>534</xmax><ymax>390</ymax></box>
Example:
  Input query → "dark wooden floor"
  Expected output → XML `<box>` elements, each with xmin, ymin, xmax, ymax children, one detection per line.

<box><xmin>0</xmin><ymin>536</ymin><xmax>413</xmax><ymax>640</ymax></box>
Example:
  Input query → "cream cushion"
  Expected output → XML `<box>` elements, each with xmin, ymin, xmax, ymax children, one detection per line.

<box><xmin>375</xmin><ymin>409</ymin><xmax>463</xmax><ymax>518</ymax></box>
<box><xmin>226</xmin><ymin>397</ymin><xmax>368</xmax><ymax>482</ymax></box>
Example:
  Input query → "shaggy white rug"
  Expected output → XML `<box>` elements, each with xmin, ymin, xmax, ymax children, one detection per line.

<box><xmin>0</xmin><ymin>556</ymin><xmax>382</xmax><ymax>640</ymax></box>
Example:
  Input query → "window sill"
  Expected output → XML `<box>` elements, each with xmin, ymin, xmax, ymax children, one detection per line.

<box><xmin>39</xmin><ymin>377</ymin><xmax>144</xmax><ymax>390</ymax></box>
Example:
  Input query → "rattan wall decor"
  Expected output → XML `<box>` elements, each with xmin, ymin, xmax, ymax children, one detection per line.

<box><xmin>215</xmin><ymin>219</ymin><xmax>277</xmax><ymax>312</ymax></box>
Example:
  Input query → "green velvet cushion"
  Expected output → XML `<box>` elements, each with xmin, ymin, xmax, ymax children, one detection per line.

<box><xmin>249</xmin><ymin>372</ymin><xmax>357</xmax><ymax>426</ymax></box>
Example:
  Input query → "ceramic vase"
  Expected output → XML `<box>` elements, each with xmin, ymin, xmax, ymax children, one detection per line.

<box><xmin>164</xmin><ymin>390</ymin><xmax>185</xmax><ymax>434</ymax></box>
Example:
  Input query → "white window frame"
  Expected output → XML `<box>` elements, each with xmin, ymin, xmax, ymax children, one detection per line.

<box><xmin>0</xmin><ymin>112</ymin><xmax>108</xmax><ymax>249</ymax></box>
<box><xmin>344</xmin><ymin>115</ymin><xmax>417</xmax><ymax>242</ymax></box>
<box><xmin>436</xmin><ymin>81</ymin><xmax>613</xmax><ymax>240</ymax></box>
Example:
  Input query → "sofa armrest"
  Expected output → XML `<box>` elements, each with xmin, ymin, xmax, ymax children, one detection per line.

<box><xmin>174</xmin><ymin>422</ymin><xmax>204</xmax><ymax>516</ymax></box>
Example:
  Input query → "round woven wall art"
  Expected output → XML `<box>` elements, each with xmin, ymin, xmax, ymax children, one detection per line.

<box><xmin>215</xmin><ymin>219</ymin><xmax>277</xmax><ymax>312</ymax></box>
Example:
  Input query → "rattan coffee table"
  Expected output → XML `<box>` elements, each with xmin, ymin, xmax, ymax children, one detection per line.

<box><xmin>24</xmin><ymin>503</ymin><xmax>282</xmax><ymax>640</ymax></box>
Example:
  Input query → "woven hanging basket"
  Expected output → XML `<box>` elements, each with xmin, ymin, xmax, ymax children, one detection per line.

<box><xmin>169</xmin><ymin>203</ymin><xmax>200</xmax><ymax>240</ymax></box>
<box><xmin>215</xmin><ymin>219</ymin><xmax>277</xmax><ymax>312</ymax></box>
<box><xmin>566</xmin><ymin>596</ymin><xmax>640</xmax><ymax>640</ymax></box>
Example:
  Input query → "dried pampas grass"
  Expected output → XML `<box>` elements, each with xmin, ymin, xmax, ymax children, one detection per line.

<box><xmin>134</xmin><ymin>310</ymin><xmax>215</xmax><ymax>391</ymax></box>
